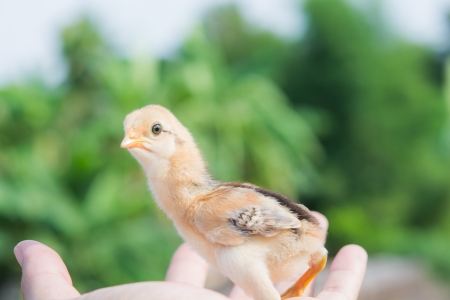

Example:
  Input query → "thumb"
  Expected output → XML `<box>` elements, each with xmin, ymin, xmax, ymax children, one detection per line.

<box><xmin>15</xmin><ymin>240</ymin><xmax>80</xmax><ymax>300</ymax></box>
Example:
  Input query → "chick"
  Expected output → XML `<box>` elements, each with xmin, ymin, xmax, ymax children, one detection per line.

<box><xmin>121</xmin><ymin>105</ymin><xmax>327</xmax><ymax>300</ymax></box>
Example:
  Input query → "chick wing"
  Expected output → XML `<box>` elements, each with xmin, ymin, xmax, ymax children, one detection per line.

<box><xmin>193</xmin><ymin>184</ymin><xmax>305</xmax><ymax>246</ymax></box>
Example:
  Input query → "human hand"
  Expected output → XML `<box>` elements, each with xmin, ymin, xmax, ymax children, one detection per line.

<box><xmin>14</xmin><ymin>213</ymin><xmax>367</xmax><ymax>300</ymax></box>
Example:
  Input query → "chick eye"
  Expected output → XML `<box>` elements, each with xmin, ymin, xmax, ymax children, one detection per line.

<box><xmin>152</xmin><ymin>124</ymin><xmax>162</xmax><ymax>135</ymax></box>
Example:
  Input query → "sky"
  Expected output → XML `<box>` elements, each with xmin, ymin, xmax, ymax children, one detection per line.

<box><xmin>0</xmin><ymin>0</ymin><xmax>450</xmax><ymax>86</ymax></box>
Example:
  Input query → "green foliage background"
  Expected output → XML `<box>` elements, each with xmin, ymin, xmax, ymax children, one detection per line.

<box><xmin>1</xmin><ymin>0</ymin><xmax>450</xmax><ymax>293</ymax></box>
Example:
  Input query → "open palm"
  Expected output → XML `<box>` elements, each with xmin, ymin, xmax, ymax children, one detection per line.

<box><xmin>14</xmin><ymin>213</ymin><xmax>367</xmax><ymax>300</ymax></box>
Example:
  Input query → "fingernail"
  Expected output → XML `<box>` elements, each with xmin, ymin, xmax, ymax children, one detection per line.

<box><xmin>14</xmin><ymin>244</ymin><xmax>24</xmax><ymax>266</ymax></box>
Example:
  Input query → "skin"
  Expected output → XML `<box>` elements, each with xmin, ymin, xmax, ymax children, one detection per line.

<box><xmin>14</xmin><ymin>213</ymin><xmax>367</xmax><ymax>300</ymax></box>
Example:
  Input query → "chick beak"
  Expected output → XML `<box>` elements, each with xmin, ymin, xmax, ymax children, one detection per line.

<box><xmin>121</xmin><ymin>130</ymin><xmax>148</xmax><ymax>149</ymax></box>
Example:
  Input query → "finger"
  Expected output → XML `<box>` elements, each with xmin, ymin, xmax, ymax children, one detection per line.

<box><xmin>165</xmin><ymin>243</ymin><xmax>210</xmax><ymax>287</ymax></box>
<box><xmin>228</xmin><ymin>284</ymin><xmax>253</xmax><ymax>300</ymax></box>
<box><xmin>316</xmin><ymin>245</ymin><xmax>367</xmax><ymax>300</ymax></box>
<box><xmin>77</xmin><ymin>282</ymin><xmax>229</xmax><ymax>300</ymax></box>
<box><xmin>276</xmin><ymin>211</ymin><xmax>329</xmax><ymax>297</ymax></box>
<box><xmin>311</xmin><ymin>211</ymin><xmax>329</xmax><ymax>232</ymax></box>
<box><xmin>14</xmin><ymin>240</ymin><xmax>80</xmax><ymax>300</ymax></box>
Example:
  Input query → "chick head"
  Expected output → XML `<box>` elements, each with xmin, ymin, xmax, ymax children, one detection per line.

<box><xmin>121</xmin><ymin>105</ymin><xmax>193</xmax><ymax>171</ymax></box>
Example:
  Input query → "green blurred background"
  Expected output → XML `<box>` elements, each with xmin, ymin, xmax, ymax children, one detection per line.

<box><xmin>1</xmin><ymin>0</ymin><xmax>450</xmax><ymax>296</ymax></box>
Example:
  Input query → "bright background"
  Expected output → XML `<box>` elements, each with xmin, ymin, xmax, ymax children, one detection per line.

<box><xmin>2</xmin><ymin>0</ymin><xmax>450</xmax><ymax>85</ymax></box>
<box><xmin>1</xmin><ymin>0</ymin><xmax>450</xmax><ymax>299</ymax></box>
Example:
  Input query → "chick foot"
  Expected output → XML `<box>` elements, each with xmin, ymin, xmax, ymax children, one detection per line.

<box><xmin>280</xmin><ymin>252</ymin><xmax>327</xmax><ymax>299</ymax></box>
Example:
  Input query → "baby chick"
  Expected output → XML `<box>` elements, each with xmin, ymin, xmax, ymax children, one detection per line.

<box><xmin>121</xmin><ymin>105</ymin><xmax>327</xmax><ymax>300</ymax></box>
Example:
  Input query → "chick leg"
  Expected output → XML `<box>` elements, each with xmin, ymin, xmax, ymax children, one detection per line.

<box><xmin>281</xmin><ymin>250</ymin><xmax>327</xmax><ymax>299</ymax></box>
<box><xmin>217</xmin><ymin>246</ymin><xmax>280</xmax><ymax>300</ymax></box>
